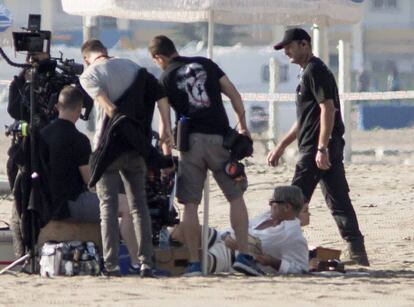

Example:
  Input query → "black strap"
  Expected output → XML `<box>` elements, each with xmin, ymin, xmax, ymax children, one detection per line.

<box><xmin>0</xmin><ymin>219</ymin><xmax>10</xmax><ymax>230</ymax></box>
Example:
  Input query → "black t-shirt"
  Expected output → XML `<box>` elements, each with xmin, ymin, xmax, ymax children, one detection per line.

<box><xmin>159</xmin><ymin>56</ymin><xmax>229</xmax><ymax>135</ymax></box>
<box><xmin>40</xmin><ymin>119</ymin><xmax>91</xmax><ymax>219</ymax></box>
<box><xmin>296</xmin><ymin>57</ymin><xmax>345</xmax><ymax>153</ymax></box>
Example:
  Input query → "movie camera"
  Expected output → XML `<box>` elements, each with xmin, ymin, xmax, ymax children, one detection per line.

<box><xmin>2</xmin><ymin>14</ymin><xmax>92</xmax><ymax>130</ymax></box>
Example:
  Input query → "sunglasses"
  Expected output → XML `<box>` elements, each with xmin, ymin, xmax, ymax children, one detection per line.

<box><xmin>268</xmin><ymin>200</ymin><xmax>287</xmax><ymax>206</ymax></box>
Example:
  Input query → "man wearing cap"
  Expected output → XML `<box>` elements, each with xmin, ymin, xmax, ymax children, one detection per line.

<box><xmin>171</xmin><ymin>185</ymin><xmax>309</xmax><ymax>275</ymax></box>
<box><xmin>267</xmin><ymin>28</ymin><xmax>369</xmax><ymax>266</ymax></box>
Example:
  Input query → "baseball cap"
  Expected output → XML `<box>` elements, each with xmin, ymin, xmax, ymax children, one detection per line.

<box><xmin>273</xmin><ymin>28</ymin><xmax>311</xmax><ymax>50</ymax></box>
<box><xmin>270</xmin><ymin>186</ymin><xmax>304</xmax><ymax>212</ymax></box>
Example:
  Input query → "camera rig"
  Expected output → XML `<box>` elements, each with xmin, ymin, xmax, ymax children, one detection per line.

<box><xmin>0</xmin><ymin>14</ymin><xmax>91</xmax><ymax>274</ymax></box>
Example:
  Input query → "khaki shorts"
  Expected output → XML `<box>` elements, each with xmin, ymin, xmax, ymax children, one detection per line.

<box><xmin>176</xmin><ymin>133</ymin><xmax>247</xmax><ymax>204</ymax></box>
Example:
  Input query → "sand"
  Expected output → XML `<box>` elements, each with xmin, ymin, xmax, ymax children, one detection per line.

<box><xmin>0</xmin><ymin>128</ymin><xmax>414</xmax><ymax>307</ymax></box>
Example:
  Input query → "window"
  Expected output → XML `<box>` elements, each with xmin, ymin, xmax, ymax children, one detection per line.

<box><xmin>261</xmin><ymin>64</ymin><xmax>270</xmax><ymax>83</ymax></box>
<box><xmin>100</xmin><ymin>17</ymin><xmax>117</xmax><ymax>29</ymax></box>
<box><xmin>279</xmin><ymin>65</ymin><xmax>289</xmax><ymax>82</ymax></box>
<box><xmin>261</xmin><ymin>64</ymin><xmax>289</xmax><ymax>83</ymax></box>
<box><xmin>372</xmin><ymin>0</ymin><xmax>398</xmax><ymax>10</ymax></box>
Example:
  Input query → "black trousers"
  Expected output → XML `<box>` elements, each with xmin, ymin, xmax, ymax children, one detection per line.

<box><xmin>292</xmin><ymin>149</ymin><xmax>363</xmax><ymax>243</ymax></box>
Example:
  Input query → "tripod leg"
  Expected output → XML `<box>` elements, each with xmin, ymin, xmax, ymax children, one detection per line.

<box><xmin>0</xmin><ymin>253</ymin><xmax>30</xmax><ymax>275</ymax></box>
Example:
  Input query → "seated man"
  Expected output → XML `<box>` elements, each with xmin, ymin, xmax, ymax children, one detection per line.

<box><xmin>39</xmin><ymin>85</ymin><xmax>141</xmax><ymax>273</ymax></box>
<box><xmin>171</xmin><ymin>185</ymin><xmax>309</xmax><ymax>275</ymax></box>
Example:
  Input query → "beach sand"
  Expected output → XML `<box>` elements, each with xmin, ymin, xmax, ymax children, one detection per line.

<box><xmin>0</xmin><ymin>128</ymin><xmax>413</xmax><ymax>307</ymax></box>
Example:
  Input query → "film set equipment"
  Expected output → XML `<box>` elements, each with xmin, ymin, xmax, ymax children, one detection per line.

<box><xmin>0</xmin><ymin>14</ymin><xmax>89</xmax><ymax>275</ymax></box>
<box><xmin>12</xmin><ymin>14</ymin><xmax>51</xmax><ymax>54</ymax></box>
<box><xmin>222</xmin><ymin>128</ymin><xmax>253</xmax><ymax>180</ymax></box>
<box><xmin>146</xmin><ymin>131</ymin><xmax>179</xmax><ymax>245</ymax></box>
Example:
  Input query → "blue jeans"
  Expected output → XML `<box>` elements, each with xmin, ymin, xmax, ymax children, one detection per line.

<box><xmin>96</xmin><ymin>151</ymin><xmax>153</xmax><ymax>270</ymax></box>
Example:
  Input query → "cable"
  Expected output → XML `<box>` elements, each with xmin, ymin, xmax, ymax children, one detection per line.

<box><xmin>0</xmin><ymin>47</ymin><xmax>31</xmax><ymax>69</ymax></box>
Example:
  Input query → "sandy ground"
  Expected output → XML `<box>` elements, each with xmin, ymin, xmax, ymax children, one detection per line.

<box><xmin>0</xmin><ymin>128</ymin><xmax>414</xmax><ymax>306</ymax></box>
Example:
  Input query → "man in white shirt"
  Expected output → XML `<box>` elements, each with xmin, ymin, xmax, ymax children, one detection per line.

<box><xmin>171</xmin><ymin>185</ymin><xmax>309</xmax><ymax>275</ymax></box>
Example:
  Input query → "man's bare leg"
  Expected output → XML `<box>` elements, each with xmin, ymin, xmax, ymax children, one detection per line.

<box><xmin>229</xmin><ymin>196</ymin><xmax>249</xmax><ymax>254</ymax></box>
<box><xmin>181</xmin><ymin>203</ymin><xmax>201</xmax><ymax>262</ymax></box>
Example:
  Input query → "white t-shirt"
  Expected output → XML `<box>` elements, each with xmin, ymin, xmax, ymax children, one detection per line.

<box><xmin>79</xmin><ymin>57</ymin><xmax>140</xmax><ymax>149</ymax></box>
<box><xmin>249</xmin><ymin>212</ymin><xmax>309</xmax><ymax>274</ymax></box>
<box><xmin>215</xmin><ymin>212</ymin><xmax>309</xmax><ymax>275</ymax></box>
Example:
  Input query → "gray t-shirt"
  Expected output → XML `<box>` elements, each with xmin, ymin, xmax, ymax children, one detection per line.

<box><xmin>80</xmin><ymin>57</ymin><xmax>140</xmax><ymax>149</ymax></box>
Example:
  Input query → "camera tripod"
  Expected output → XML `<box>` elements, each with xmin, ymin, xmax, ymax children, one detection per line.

<box><xmin>0</xmin><ymin>48</ymin><xmax>43</xmax><ymax>275</ymax></box>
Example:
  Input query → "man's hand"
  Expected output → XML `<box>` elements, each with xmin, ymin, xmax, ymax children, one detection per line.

<box><xmin>95</xmin><ymin>92</ymin><xmax>117</xmax><ymax>118</ymax></box>
<box><xmin>107</xmin><ymin>106</ymin><xmax>118</xmax><ymax>118</ymax></box>
<box><xmin>159</xmin><ymin>127</ymin><xmax>174</xmax><ymax>149</ymax></box>
<box><xmin>223</xmin><ymin>235</ymin><xmax>238</xmax><ymax>251</ymax></box>
<box><xmin>267</xmin><ymin>145</ymin><xmax>285</xmax><ymax>167</ymax></box>
<box><xmin>315</xmin><ymin>150</ymin><xmax>331</xmax><ymax>170</ymax></box>
<box><xmin>238</xmin><ymin>128</ymin><xmax>251</xmax><ymax>139</ymax></box>
<box><xmin>254</xmin><ymin>253</ymin><xmax>273</xmax><ymax>266</ymax></box>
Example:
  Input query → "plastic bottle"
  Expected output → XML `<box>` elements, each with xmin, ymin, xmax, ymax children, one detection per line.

<box><xmin>159</xmin><ymin>226</ymin><xmax>170</xmax><ymax>250</ymax></box>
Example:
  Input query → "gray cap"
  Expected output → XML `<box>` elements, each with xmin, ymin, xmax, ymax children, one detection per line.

<box><xmin>271</xmin><ymin>185</ymin><xmax>305</xmax><ymax>213</ymax></box>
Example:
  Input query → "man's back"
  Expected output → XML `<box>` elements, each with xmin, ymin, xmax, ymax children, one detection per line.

<box><xmin>80</xmin><ymin>58</ymin><xmax>139</xmax><ymax>147</ymax></box>
<box><xmin>40</xmin><ymin>119</ymin><xmax>91</xmax><ymax>219</ymax></box>
<box><xmin>159</xmin><ymin>56</ymin><xmax>229</xmax><ymax>135</ymax></box>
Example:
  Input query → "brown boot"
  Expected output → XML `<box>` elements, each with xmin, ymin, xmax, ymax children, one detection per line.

<box><xmin>343</xmin><ymin>239</ymin><xmax>370</xmax><ymax>266</ymax></box>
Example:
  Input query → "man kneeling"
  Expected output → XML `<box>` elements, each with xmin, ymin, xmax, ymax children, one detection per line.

<box><xmin>172</xmin><ymin>185</ymin><xmax>309</xmax><ymax>275</ymax></box>
<box><xmin>39</xmin><ymin>86</ymin><xmax>141</xmax><ymax>274</ymax></box>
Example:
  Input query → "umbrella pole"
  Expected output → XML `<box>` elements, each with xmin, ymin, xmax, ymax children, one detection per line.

<box><xmin>207</xmin><ymin>10</ymin><xmax>214</xmax><ymax>59</ymax></box>
<box><xmin>201</xmin><ymin>9</ymin><xmax>214</xmax><ymax>276</ymax></box>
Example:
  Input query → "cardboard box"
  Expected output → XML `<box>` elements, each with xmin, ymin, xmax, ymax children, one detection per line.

<box><xmin>314</xmin><ymin>246</ymin><xmax>341</xmax><ymax>261</ymax></box>
<box><xmin>37</xmin><ymin>221</ymin><xmax>102</xmax><ymax>254</ymax></box>
<box><xmin>154</xmin><ymin>245</ymin><xmax>189</xmax><ymax>276</ymax></box>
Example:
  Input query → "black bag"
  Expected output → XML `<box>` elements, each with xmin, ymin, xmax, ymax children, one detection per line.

<box><xmin>223</xmin><ymin>128</ymin><xmax>253</xmax><ymax>160</ymax></box>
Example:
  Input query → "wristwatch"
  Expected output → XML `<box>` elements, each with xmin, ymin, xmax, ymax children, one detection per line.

<box><xmin>317</xmin><ymin>147</ymin><xmax>327</xmax><ymax>154</ymax></box>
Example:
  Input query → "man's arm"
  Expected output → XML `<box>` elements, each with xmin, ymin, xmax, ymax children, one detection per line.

<box><xmin>316</xmin><ymin>99</ymin><xmax>335</xmax><ymax>170</ymax></box>
<box><xmin>267</xmin><ymin>121</ymin><xmax>298</xmax><ymax>167</ymax></box>
<box><xmin>95</xmin><ymin>92</ymin><xmax>117</xmax><ymax>118</ymax></box>
<box><xmin>219</xmin><ymin>75</ymin><xmax>249</xmax><ymax>136</ymax></box>
<box><xmin>255</xmin><ymin>253</ymin><xmax>282</xmax><ymax>271</ymax></box>
<box><xmin>79</xmin><ymin>165</ymin><xmax>91</xmax><ymax>185</ymax></box>
<box><xmin>157</xmin><ymin>96</ymin><xmax>173</xmax><ymax>155</ymax></box>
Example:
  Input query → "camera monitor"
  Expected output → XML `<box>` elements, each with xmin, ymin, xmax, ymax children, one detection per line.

<box><xmin>28</xmin><ymin>14</ymin><xmax>41</xmax><ymax>32</ymax></box>
<box><xmin>12</xmin><ymin>32</ymin><xmax>49</xmax><ymax>53</ymax></box>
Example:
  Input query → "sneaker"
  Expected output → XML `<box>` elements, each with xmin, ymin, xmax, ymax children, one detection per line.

<box><xmin>140</xmin><ymin>263</ymin><xmax>155</xmax><ymax>278</ymax></box>
<box><xmin>101</xmin><ymin>265</ymin><xmax>122</xmax><ymax>277</ymax></box>
<box><xmin>343</xmin><ymin>239</ymin><xmax>370</xmax><ymax>266</ymax></box>
<box><xmin>128</xmin><ymin>264</ymin><xmax>141</xmax><ymax>275</ymax></box>
<box><xmin>232</xmin><ymin>254</ymin><xmax>265</xmax><ymax>276</ymax></box>
<box><xmin>206</xmin><ymin>228</ymin><xmax>218</xmax><ymax>249</ymax></box>
<box><xmin>183</xmin><ymin>262</ymin><xmax>202</xmax><ymax>277</ymax></box>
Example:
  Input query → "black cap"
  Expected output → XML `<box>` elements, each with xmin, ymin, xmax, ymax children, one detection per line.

<box><xmin>273</xmin><ymin>28</ymin><xmax>311</xmax><ymax>50</ymax></box>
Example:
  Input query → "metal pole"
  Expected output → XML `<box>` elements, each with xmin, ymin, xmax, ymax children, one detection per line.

<box><xmin>202</xmin><ymin>9</ymin><xmax>215</xmax><ymax>276</ymax></box>
<box><xmin>207</xmin><ymin>10</ymin><xmax>214</xmax><ymax>59</ymax></box>
<box><xmin>267</xmin><ymin>57</ymin><xmax>280</xmax><ymax>150</ymax></box>
<box><xmin>83</xmin><ymin>16</ymin><xmax>98</xmax><ymax>132</ymax></box>
<box><xmin>312</xmin><ymin>24</ymin><xmax>320</xmax><ymax>58</ymax></box>
<box><xmin>338</xmin><ymin>40</ymin><xmax>352</xmax><ymax>163</ymax></box>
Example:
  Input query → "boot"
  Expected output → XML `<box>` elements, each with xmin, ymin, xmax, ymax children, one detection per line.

<box><xmin>343</xmin><ymin>238</ymin><xmax>370</xmax><ymax>266</ymax></box>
